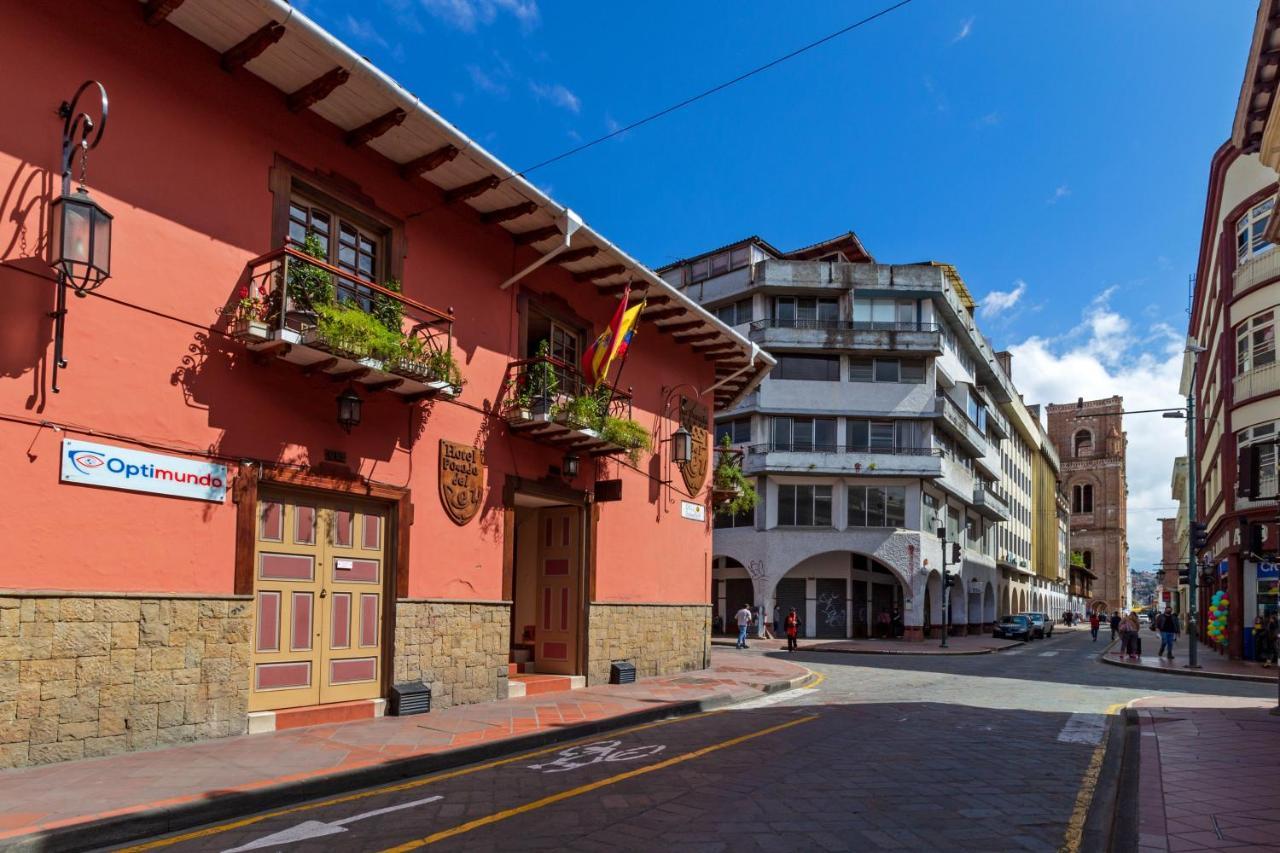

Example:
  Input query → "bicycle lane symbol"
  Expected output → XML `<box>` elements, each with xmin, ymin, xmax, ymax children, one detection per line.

<box><xmin>526</xmin><ymin>740</ymin><xmax>667</xmax><ymax>774</ymax></box>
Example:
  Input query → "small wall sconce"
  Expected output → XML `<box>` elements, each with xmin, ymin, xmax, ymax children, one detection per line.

<box><xmin>671</xmin><ymin>425</ymin><xmax>692</xmax><ymax>465</ymax></box>
<box><xmin>562</xmin><ymin>452</ymin><xmax>580</xmax><ymax>479</ymax></box>
<box><xmin>337</xmin><ymin>386</ymin><xmax>362</xmax><ymax>433</ymax></box>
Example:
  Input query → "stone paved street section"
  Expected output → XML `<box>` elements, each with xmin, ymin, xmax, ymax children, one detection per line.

<box><xmin>107</xmin><ymin>630</ymin><xmax>1276</xmax><ymax>853</ymax></box>
<box><xmin>1132</xmin><ymin>696</ymin><xmax>1280</xmax><ymax>852</ymax></box>
<box><xmin>1101</xmin><ymin>637</ymin><xmax>1280</xmax><ymax>684</ymax></box>
<box><xmin>711</xmin><ymin>631</ymin><xmax>1031</xmax><ymax>655</ymax></box>
<box><xmin>0</xmin><ymin>651</ymin><xmax>810</xmax><ymax>849</ymax></box>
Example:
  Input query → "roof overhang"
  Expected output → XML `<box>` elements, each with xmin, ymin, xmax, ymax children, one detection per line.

<box><xmin>143</xmin><ymin>0</ymin><xmax>773</xmax><ymax>409</ymax></box>
<box><xmin>1234</xmin><ymin>0</ymin><xmax>1280</xmax><ymax>163</ymax></box>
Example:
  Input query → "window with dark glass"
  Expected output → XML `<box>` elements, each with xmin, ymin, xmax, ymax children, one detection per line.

<box><xmin>1072</xmin><ymin>483</ymin><xmax>1093</xmax><ymax>513</ymax></box>
<box><xmin>715</xmin><ymin>418</ymin><xmax>751</xmax><ymax>445</ymax></box>
<box><xmin>771</xmin><ymin>417</ymin><xmax>836</xmax><ymax>451</ymax></box>
<box><xmin>774</xmin><ymin>354</ymin><xmax>840</xmax><ymax>381</ymax></box>
<box><xmin>289</xmin><ymin>195</ymin><xmax>385</xmax><ymax>309</ymax></box>
<box><xmin>773</xmin><ymin>297</ymin><xmax>838</xmax><ymax>327</ymax></box>
<box><xmin>776</xmin><ymin>484</ymin><xmax>832</xmax><ymax>527</ymax></box>
<box><xmin>848</xmin><ymin>486</ymin><xmax>906</xmax><ymax>527</ymax></box>
<box><xmin>715</xmin><ymin>299</ymin><xmax>752</xmax><ymax>327</ymax></box>
<box><xmin>714</xmin><ymin>505</ymin><xmax>754</xmax><ymax>529</ymax></box>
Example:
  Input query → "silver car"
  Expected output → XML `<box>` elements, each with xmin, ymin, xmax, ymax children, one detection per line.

<box><xmin>1020</xmin><ymin>612</ymin><xmax>1053</xmax><ymax>639</ymax></box>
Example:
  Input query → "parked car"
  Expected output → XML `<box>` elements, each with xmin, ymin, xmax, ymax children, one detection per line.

<box><xmin>993</xmin><ymin>615</ymin><xmax>1033</xmax><ymax>641</ymax></box>
<box><xmin>1021</xmin><ymin>612</ymin><xmax>1054</xmax><ymax>639</ymax></box>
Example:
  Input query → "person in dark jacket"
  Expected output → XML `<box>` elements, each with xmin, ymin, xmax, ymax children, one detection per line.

<box><xmin>1109</xmin><ymin>611</ymin><xmax>1121</xmax><ymax>641</ymax></box>
<box><xmin>1155</xmin><ymin>606</ymin><xmax>1180</xmax><ymax>660</ymax></box>
<box><xmin>1254</xmin><ymin>614</ymin><xmax>1278</xmax><ymax>667</ymax></box>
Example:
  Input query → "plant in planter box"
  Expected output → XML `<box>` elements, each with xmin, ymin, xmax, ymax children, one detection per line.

<box><xmin>600</xmin><ymin>416</ymin><xmax>651</xmax><ymax>464</ymax></box>
<box><xmin>553</xmin><ymin>385</ymin><xmax>612</xmax><ymax>431</ymax></box>
<box><xmin>227</xmin><ymin>284</ymin><xmax>270</xmax><ymax>340</ymax></box>
<box><xmin>426</xmin><ymin>348</ymin><xmax>464</xmax><ymax>391</ymax></box>
<box><xmin>286</xmin><ymin>234</ymin><xmax>334</xmax><ymax>321</ymax></box>
<box><xmin>513</xmin><ymin>340</ymin><xmax>559</xmax><ymax>415</ymax></box>
<box><xmin>312</xmin><ymin>302</ymin><xmax>402</xmax><ymax>364</ymax></box>
<box><xmin>713</xmin><ymin>435</ymin><xmax>758</xmax><ymax>517</ymax></box>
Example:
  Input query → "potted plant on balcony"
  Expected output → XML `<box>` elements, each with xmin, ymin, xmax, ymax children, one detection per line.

<box><xmin>553</xmin><ymin>386</ymin><xmax>608</xmax><ymax>433</ymax></box>
<box><xmin>510</xmin><ymin>340</ymin><xmax>559</xmax><ymax>419</ymax></box>
<box><xmin>712</xmin><ymin>436</ymin><xmax>758</xmax><ymax>516</ymax></box>
<box><xmin>283</xmin><ymin>234</ymin><xmax>335</xmax><ymax>339</ymax></box>
<box><xmin>307</xmin><ymin>302</ymin><xmax>401</xmax><ymax>370</ymax></box>
<box><xmin>228</xmin><ymin>284</ymin><xmax>270</xmax><ymax>343</ymax></box>
<box><xmin>600</xmin><ymin>415</ymin><xmax>651</xmax><ymax>464</ymax></box>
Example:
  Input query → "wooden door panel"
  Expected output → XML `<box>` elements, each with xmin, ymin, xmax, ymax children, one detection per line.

<box><xmin>536</xmin><ymin>507</ymin><xmax>578</xmax><ymax>675</ymax></box>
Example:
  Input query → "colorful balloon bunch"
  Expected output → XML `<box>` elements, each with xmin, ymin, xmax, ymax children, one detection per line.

<box><xmin>1206</xmin><ymin>590</ymin><xmax>1230</xmax><ymax>645</ymax></box>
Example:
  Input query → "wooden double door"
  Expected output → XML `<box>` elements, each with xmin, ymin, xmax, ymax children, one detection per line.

<box><xmin>250</xmin><ymin>490</ymin><xmax>389</xmax><ymax>712</ymax></box>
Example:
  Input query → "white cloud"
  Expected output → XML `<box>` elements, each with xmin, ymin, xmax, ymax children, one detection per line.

<box><xmin>421</xmin><ymin>0</ymin><xmax>539</xmax><ymax>32</ymax></box>
<box><xmin>1004</xmin><ymin>289</ymin><xmax>1185</xmax><ymax>583</ymax></box>
<box><xmin>980</xmin><ymin>280</ymin><xmax>1026</xmax><ymax>317</ymax></box>
<box><xmin>952</xmin><ymin>17</ymin><xmax>974</xmax><ymax>43</ymax></box>
<box><xmin>529</xmin><ymin>81</ymin><xmax>580</xmax><ymax>113</ymax></box>
<box><xmin>343</xmin><ymin>15</ymin><xmax>388</xmax><ymax>48</ymax></box>
<box><xmin>467</xmin><ymin>64</ymin><xmax>508</xmax><ymax>96</ymax></box>
<box><xmin>1047</xmin><ymin>184</ymin><xmax>1071</xmax><ymax>205</ymax></box>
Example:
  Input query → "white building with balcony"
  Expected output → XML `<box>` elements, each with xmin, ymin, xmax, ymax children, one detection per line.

<box><xmin>661</xmin><ymin>234</ymin><xmax>1039</xmax><ymax>641</ymax></box>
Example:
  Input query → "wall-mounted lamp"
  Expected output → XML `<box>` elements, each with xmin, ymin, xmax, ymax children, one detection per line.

<box><xmin>337</xmin><ymin>386</ymin><xmax>362</xmax><ymax>433</ymax></box>
<box><xmin>562</xmin><ymin>452</ymin><xmax>580</xmax><ymax>479</ymax></box>
<box><xmin>48</xmin><ymin>81</ymin><xmax>110</xmax><ymax>394</ymax></box>
<box><xmin>670</xmin><ymin>425</ymin><xmax>692</xmax><ymax>465</ymax></box>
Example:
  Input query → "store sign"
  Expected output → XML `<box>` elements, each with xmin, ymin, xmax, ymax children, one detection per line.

<box><xmin>60</xmin><ymin>439</ymin><xmax>227</xmax><ymax>502</ymax></box>
<box><xmin>680</xmin><ymin>500</ymin><xmax>706</xmax><ymax>522</ymax></box>
<box><xmin>1258</xmin><ymin>563</ymin><xmax>1279</xmax><ymax>580</ymax></box>
<box><xmin>1218</xmin><ymin>560</ymin><xmax>1229</xmax><ymax>578</ymax></box>
<box><xmin>439</xmin><ymin>440</ymin><xmax>485</xmax><ymax>525</ymax></box>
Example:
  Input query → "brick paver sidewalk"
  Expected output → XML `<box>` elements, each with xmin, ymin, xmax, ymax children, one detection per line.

<box><xmin>1102</xmin><ymin>637</ymin><xmax>1280</xmax><ymax>684</ymax></box>
<box><xmin>1132</xmin><ymin>695</ymin><xmax>1280</xmax><ymax>852</ymax></box>
<box><xmin>0</xmin><ymin>650</ymin><xmax>810</xmax><ymax>847</ymax></box>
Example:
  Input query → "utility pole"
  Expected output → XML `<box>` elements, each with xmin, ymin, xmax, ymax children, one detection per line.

<box><xmin>1185</xmin><ymin>346</ymin><xmax>1204</xmax><ymax>670</ymax></box>
<box><xmin>937</xmin><ymin>526</ymin><xmax>949</xmax><ymax>649</ymax></box>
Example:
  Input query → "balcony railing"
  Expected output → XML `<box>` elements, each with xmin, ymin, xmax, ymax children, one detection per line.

<box><xmin>933</xmin><ymin>395</ymin><xmax>990</xmax><ymax>459</ymax></box>
<box><xmin>1232</xmin><ymin>246</ymin><xmax>1280</xmax><ymax>297</ymax></box>
<box><xmin>1233</xmin><ymin>361</ymin><xmax>1280</xmax><ymax>403</ymax></box>
<box><xmin>747</xmin><ymin>318</ymin><xmax>942</xmax><ymax>355</ymax></box>
<box><xmin>748</xmin><ymin>319</ymin><xmax>939</xmax><ymax>333</ymax></box>
<box><xmin>233</xmin><ymin>246</ymin><xmax>458</xmax><ymax>399</ymax></box>
<box><xmin>973</xmin><ymin>484</ymin><xmax>1010</xmax><ymax>521</ymax></box>
<box><xmin>499</xmin><ymin>355</ymin><xmax>640</xmax><ymax>456</ymax></box>
<box><xmin>742</xmin><ymin>443</ymin><xmax>943</xmax><ymax>477</ymax></box>
<box><xmin>749</xmin><ymin>443</ymin><xmax>940</xmax><ymax>455</ymax></box>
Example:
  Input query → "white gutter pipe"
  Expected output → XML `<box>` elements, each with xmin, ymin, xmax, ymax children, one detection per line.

<box><xmin>499</xmin><ymin>209</ymin><xmax>582</xmax><ymax>290</ymax></box>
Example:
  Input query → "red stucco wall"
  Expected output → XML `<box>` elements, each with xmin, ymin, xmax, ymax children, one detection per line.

<box><xmin>0</xmin><ymin>0</ymin><xmax>714</xmax><ymax>604</ymax></box>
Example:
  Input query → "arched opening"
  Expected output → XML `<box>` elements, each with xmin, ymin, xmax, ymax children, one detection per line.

<box><xmin>925</xmin><ymin>570</ymin><xmax>943</xmax><ymax>638</ymax></box>
<box><xmin>984</xmin><ymin>582</ymin><xmax>996</xmax><ymax>625</ymax></box>
<box><xmin>711</xmin><ymin>556</ymin><xmax>750</xmax><ymax>636</ymax></box>
<box><xmin>950</xmin><ymin>579</ymin><xmax>969</xmax><ymax>636</ymax></box>
<box><xmin>776</xmin><ymin>551</ymin><xmax>908</xmax><ymax>640</ymax></box>
<box><xmin>1072</xmin><ymin>483</ymin><xmax>1094</xmax><ymax>514</ymax></box>
<box><xmin>1074</xmin><ymin>429</ymin><xmax>1093</xmax><ymax>457</ymax></box>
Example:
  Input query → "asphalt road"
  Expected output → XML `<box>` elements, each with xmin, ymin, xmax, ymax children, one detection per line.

<box><xmin>115</xmin><ymin>629</ymin><xmax>1274</xmax><ymax>853</ymax></box>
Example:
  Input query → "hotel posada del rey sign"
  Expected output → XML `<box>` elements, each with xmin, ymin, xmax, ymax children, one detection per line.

<box><xmin>440</xmin><ymin>440</ymin><xmax>485</xmax><ymax>525</ymax></box>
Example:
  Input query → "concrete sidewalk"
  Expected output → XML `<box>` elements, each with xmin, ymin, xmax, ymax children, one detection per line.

<box><xmin>1133</xmin><ymin>695</ymin><xmax>1280</xmax><ymax>852</ymax></box>
<box><xmin>0</xmin><ymin>650</ymin><xmax>811</xmax><ymax>851</ymax></box>
<box><xmin>1100</xmin><ymin>637</ymin><xmax>1280</xmax><ymax>684</ymax></box>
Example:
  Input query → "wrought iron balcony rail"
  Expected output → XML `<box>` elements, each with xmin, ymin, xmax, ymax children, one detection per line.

<box><xmin>500</xmin><ymin>355</ymin><xmax>633</xmax><ymax>424</ymax></box>
<box><xmin>748</xmin><ymin>319</ymin><xmax>939</xmax><ymax>333</ymax></box>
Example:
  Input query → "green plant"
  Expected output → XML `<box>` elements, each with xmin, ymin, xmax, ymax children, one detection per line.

<box><xmin>372</xmin><ymin>277</ymin><xmax>404</xmax><ymax>335</ymax></box>
<box><xmin>426</xmin><ymin>348</ymin><xmax>464</xmax><ymax>389</ymax></box>
<box><xmin>515</xmin><ymin>340</ymin><xmax>560</xmax><ymax>410</ymax></box>
<box><xmin>288</xmin><ymin>234</ymin><xmax>334</xmax><ymax>313</ymax></box>
<box><xmin>1070</xmin><ymin>551</ymin><xmax>1086</xmax><ymax>569</ymax></box>
<box><xmin>314</xmin><ymin>302</ymin><xmax>403</xmax><ymax>362</ymax></box>
<box><xmin>601</xmin><ymin>416</ymin><xmax>651</xmax><ymax>463</ymax></box>
<box><xmin>713</xmin><ymin>435</ymin><xmax>758</xmax><ymax>517</ymax></box>
<box><xmin>555</xmin><ymin>389</ymin><xmax>606</xmax><ymax>429</ymax></box>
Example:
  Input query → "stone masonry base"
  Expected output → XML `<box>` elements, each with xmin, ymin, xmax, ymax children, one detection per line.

<box><xmin>392</xmin><ymin>600</ymin><xmax>510</xmax><ymax>710</ymax></box>
<box><xmin>0</xmin><ymin>593</ymin><xmax>251</xmax><ymax>769</ymax></box>
<box><xmin>586</xmin><ymin>603</ymin><xmax>710</xmax><ymax>686</ymax></box>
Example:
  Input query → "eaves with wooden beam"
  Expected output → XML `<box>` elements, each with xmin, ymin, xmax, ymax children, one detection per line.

<box><xmin>145</xmin><ymin>0</ymin><xmax>775</xmax><ymax>410</ymax></box>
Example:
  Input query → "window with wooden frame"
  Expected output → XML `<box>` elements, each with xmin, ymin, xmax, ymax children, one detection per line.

<box><xmin>288</xmin><ymin>193</ymin><xmax>388</xmax><ymax>309</ymax></box>
<box><xmin>1236</xmin><ymin>198</ymin><xmax>1274</xmax><ymax>264</ymax></box>
<box><xmin>1236</xmin><ymin>310</ymin><xmax>1276</xmax><ymax>375</ymax></box>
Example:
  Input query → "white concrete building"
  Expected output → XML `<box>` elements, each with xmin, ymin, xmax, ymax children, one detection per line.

<box><xmin>660</xmin><ymin>235</ymin><xmax>1049</xmax><ymax>640</ymax></box>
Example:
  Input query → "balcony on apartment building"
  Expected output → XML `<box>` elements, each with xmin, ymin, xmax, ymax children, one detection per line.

<box><xmin>1233</xmin><ymin>360</ymin><xmax>1280</xmax><ymax>404</ymax></box>
<box><xmin>933</xmin><ymin>394</ymin><xmax>991</xmax><ymax>460</ymax></box>
<box><xmin>1232</xmin><ymin>247</ymin><xmax>1280</xmax><ymax>297</ymax></box>
<box><xmin>743</xmin><ymin>442</ymin><xmax>944</xmax><ymax>478</ymax></box>
<box><xmin>747</xmin><ymin>318</ymin><xmax>942</xmax><ymax>355</ymax></box>
<box><xmin>972</xmin><ymin>483</ymin><xmax>1011</xmax><ymax>522</ymax></box>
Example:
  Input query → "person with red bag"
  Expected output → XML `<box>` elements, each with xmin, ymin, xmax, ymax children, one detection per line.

<box><xmin>785</xmin><ymin>608</ymin><xmax>801</xmax><ymax>653</ymax></box>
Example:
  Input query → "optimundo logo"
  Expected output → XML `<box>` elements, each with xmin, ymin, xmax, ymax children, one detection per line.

<box><xmin>61</xmin><ymin>439</ymin><xmax>228</xmax><ymax>503</ymax></box>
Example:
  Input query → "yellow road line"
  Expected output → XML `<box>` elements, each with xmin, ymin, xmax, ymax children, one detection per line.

<box><xmin>117</xmin><ymin>711</ymin><xmax>721</xmax><ymax>851</ymax></box>
<box><xmin>1058</xmin><ymin>702</ymin><xmax>1126</xmax><ymax>853</ymax></box>
<box><xmin>804</xmin><ymin>671</ymin><xmax>826</xmax><ymax>690</ymax></box>
<box><xmin>380</xmin><ymin>714</ymin><xmax>819</xmax><ymax>851</ymax></box>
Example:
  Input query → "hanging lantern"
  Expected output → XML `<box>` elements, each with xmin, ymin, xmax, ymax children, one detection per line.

<box><xmin>671</xmin><ymin>425</ymin><xmax>692</xmax><ymax>465</ymax></box>
<box><xmin>337</xmin><ymin>386</ymin><xmax>362</xmax><ymax>433</ymax></box>
<box><xmin>50</xmin><ymin>186</ymin><xmax>113</xmax><ymax>296</ymax></box>
<box><xmin>562</xmin><ymin>452</ymin><xmax>580</xmax><ymax>479</ymax></box>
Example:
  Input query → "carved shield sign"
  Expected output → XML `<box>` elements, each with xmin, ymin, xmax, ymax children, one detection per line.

<box><xmin>439</xmin><ymin>440</ymin><xmax>485</xmax><ymax>525</ymax></box>
<box><xmin>678</xmin><ymin>398</ymin><xmax>709</xmax><ymax>494</ymax></box>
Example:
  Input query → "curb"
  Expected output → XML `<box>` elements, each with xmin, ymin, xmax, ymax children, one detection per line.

<box><xmin>713</xmin><ymin>640</ymin><xmax>1024</xmax><ymax>656</ymax></box>
<box><xmin>1096</xmin><ymin>641</ymin><xmax>1277</xmax><ymax>684</ymax></box>
<box><xmin>1079</xmin><ymin>707</ymin><xmax>1137</xmax><ymax>853</ymax></box>
<box><xmin>7</xmin><ymin>672</ymin><xmax>807</xmax><ymax>853</ymax></box>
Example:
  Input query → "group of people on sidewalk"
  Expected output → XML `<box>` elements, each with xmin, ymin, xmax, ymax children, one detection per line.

<box><xmin>1085</xmin><ymin>606</ymin><xmax>1182</xmax><ymax>660</ymax></box>
<box><xmin>734</xmin><ymin>603</ymin><xmax>803</xmax><ymax>652</ymax></box>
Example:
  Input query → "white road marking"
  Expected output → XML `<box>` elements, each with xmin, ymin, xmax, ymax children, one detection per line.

<box><xmin>1056</xmin><ymin>713</ymin><xmax>1107</xmax><ymax>745</ymax></box>
<box><xmin>526</xmin><ymin>740</ymin><xmax>666</xmax><ymax>773</ymax></box>
<box><xmin>729</xmin><ymin>686</ymin><xmax>808</xmax><ymax>710</ymax></box>
<box><xmin>1038</xmin><ymin>651</ymin><xmax>1059</xmax><ymax>657</ymax></box>
<box><xmin>222</xmin><ymin>795</ymin><xmax>443</xmax><ymax>851</ymax></box>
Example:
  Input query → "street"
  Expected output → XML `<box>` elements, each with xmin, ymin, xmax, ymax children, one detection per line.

<box><xmin>118</xmin><ymin>630</ymin><xmax>1274</xmax><ymax>853</ymax></box>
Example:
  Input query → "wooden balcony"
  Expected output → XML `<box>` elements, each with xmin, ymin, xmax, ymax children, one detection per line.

<box><xmin>499</xmin><ymin>356</ymin><xmax>641</xmax><ymax>456</ymax></box>
<box><xmin>231</xmin><ymin>246</ymin><xmax>458</xmax><ymax>401</ymax></box>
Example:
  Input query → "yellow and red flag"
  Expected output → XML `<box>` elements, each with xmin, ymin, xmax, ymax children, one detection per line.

<box><xmin>582</xmin><ymin>286</ymin><xmax>646</xmax><ymax>387</ymax></box>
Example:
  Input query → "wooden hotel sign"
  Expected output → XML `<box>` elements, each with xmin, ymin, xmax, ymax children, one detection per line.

<box><xmin>439</xmin><ymin>440</ymin><xmax>485</xmax><ymax>525</ymax></box>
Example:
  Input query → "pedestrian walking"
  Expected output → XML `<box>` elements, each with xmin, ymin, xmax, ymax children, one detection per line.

<box><xmin>1155</xmin><ymin>606</ymin><xmax>1179</xmax><ymax>660</ymax></box>
<box><xmin>1089</xmin><ymin>610</ymin><xmax>1100</xmax><ymax>641</ymax></box>
<box><xmin>1118</xmin><ymin>612</ymin><xmax>1138</xmax><ymax>659</ymax></box>
<box><xmin>1254</xmin><ymin>614</ymin><xmax>1278</xmax><ymax>667</ymax></box>
<box><xmin>891</xmin><ymin>608</ymin><xmax>903</xmax><ymax>639</ymax></box>
<box><xmin>784</xmin><ymin>608</ymin><xmax>801</xmax><ymax>653</ymax></box>
<box><xmin>734</xmin><ymin>603</ymin><xmax>753</xmax><ymax>649</ymax></box>
<box><xmin>1109</xmin><ymin>610</ymin><xmax>1121</xmax><ymax>641</ymax></box>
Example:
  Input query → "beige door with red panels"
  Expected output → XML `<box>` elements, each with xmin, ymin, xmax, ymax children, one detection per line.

<box><xmin>536</xmin><ymin>507</ymin><xmax>581</xmax><ymax>675</ymax></box>
<box><xmin>250</xmin><ymin>490</ymin><xmax>388</xmax><ymax>712</ymax></box>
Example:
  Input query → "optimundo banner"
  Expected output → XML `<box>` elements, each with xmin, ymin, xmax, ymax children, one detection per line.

<box><xmin>60</xmin><ymin>439</ymin><xmax>227</xmax><ymax>503</ymax></box>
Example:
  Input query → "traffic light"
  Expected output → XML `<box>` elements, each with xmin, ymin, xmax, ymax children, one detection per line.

<box><xmin>1191</xmin><ymin>522</ymin><xmax>1208</xmax><ymax>554</ymax></box>
<box><xmin>950</xmin><ymin>543</ymin><xmax>961</xmax><ymax>563</ymax></box>
<box><xmin>1177</xmin><ymin>567</ymin><xmax>1190</xmax><ymax>585</ymax></box>
<box><xmin>944</xmin><ymin>570</ymin><xmax>958</xmax><ymax>589</ymax></box>
<box><xmin>1238</xmin><ymin>444</ymin><xmax>1260</xmax><ymax>499</ymax></box>
<box><xmin>1248</xmin><ymin>522</ymin><xmax>1265</xmax><ymax>555</ymax></box>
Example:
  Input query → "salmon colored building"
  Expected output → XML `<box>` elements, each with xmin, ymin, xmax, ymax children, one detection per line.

<box><xmin>0</xmin><ymin>0</ymin><xmax>771</xmax><ymax>767</ymax></box>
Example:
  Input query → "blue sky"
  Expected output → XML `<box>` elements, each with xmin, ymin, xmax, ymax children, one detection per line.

<box><xmin>305</xmin><ymin>0</ymin><xmax>1256</xmax><ymax>580</ymax></box>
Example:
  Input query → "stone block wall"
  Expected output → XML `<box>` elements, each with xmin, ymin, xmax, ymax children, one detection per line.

<box><xmin>586</xmin><ymin>603</ymin><xmax>711</xmax><ymax>686</ymax></box>
<box><xmin>0</xmin><ymin>594</ymin><xmax>251</xmax><ymax>769</ymax></box>
<box><xmin>393</xmin><ymin>600</ymin><xmax>510</xmax><ymax>709</ymax></box>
